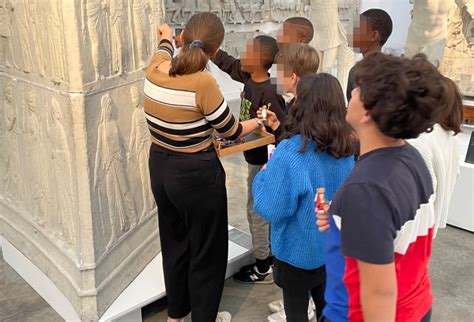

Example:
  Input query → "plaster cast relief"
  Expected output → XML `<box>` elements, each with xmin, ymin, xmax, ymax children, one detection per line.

<box><xmin>456</xmin><ymin>0</ymin><xmax>474</xmax><ymax>45</ymax></box>
<box><xmin>24</xmin><ymin>92</ymin><xmax>48</xmax><ymax>227</ymax></box>
<box><xmin>164</xmin><ymin>0</ymin><xmax>311</xmax><ymax>25</ymax></box>
<box><xmin>440</xmin><ymin>3</ymin><xmax>474</xmax><ymax>96</ymax></box>
<box><xmin>2</xmin><ymin>82</ymin><xmax>22</xmax><ymax>205</ymax></box>
<box><xmin>1</xmin><ymin>1</ymin><xmax>67</xmax><ymax>82</ymax></box>
<box><xmin>108</xmin><ymin>0</ymin><xmax>128</xmax><ymax>75</ymax></box>
<box><xmin>405</xmin><ymin>0</ymin><xmax>455</xmax><ymax>65</ymax></box>
<box><xmin>94</xmin><ymin>94</ymin><xmax>138</xmax><ymax>251</ymax></box>
<box><xmin>87</xmin><ymin>0</ymin><xmax>108</xmax><ymax>80</ymax></box>
<box><xmin>128</xmin><ymin>86</ymin><xmax>156</xmax><ymax>221</ymax></box>
<box><xmin>132</xmin><ymin>0</ymin><xmax>150</xmax><ymax>69</ymax></box>
<box><xmin>45</xmin><ymin>98</ymin><xmax>76</xmax><ymax>245</ymax></box>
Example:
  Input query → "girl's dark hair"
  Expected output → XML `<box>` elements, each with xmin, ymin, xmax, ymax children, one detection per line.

<box><xmin>284</xmin><ymin>73</ymin><xmax>356</xmax><ymax>158</ymax></box>
<box><xmin>169</xmin><ymin>13</ymin><xmax>224</xmax><ymax>77</ymax></box>
<box><xmin>439</xmin><ymin>76</ymin><xmax>463</xmax><ymax>135</ymax></box>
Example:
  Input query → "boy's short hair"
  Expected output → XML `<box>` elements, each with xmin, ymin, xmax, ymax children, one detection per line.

<box><xmin>284</xmin><ymin>17</ymin><xmax>314</xmax><ymax>43</ymax></box>
<box><xmin>255</xmin><ymin>35</ymin><xmax>279</xmax><ymax>70</ymax></box>
<box><xmin>354</xmin><ymin>52</ymin><xmax>443</xmax><ymax>139</ymax></box>
<box><xmin>277</xmin><ymin>44</ymin><xmax>320</xmax><ymax>78</ymax></box>
<box><xmin>361</xmin><ymin>9</ymin><xmax>393</xmax><ymax>46</ymax></box>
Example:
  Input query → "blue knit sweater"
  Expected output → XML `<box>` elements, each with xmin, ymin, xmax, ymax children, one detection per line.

<box><xmin>253</xmin><ymin>135</ymin><xmax>354</xmax><ymax>270</ymax></box>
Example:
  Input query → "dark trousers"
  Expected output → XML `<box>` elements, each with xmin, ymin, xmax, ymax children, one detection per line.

<box><xmin>274</xmin><ymin>259</ymin><xmax>326</xmax><ymax>322</ymax></box>
<box><xmin>149</xmin><ymin>145</ymin><xmax>228</xmax><ymax>321</ymax></box>
<box><xmin>283</xmin><ymin>284</ymin><xmax>325</xmax><ymax>322</ymax></box>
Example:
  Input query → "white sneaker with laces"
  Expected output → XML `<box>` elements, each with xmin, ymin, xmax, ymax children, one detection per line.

<box><xmin>216</xmin><ymin>311</ymin><xmax>232</xmax><ymax>322</ymax></box>
<box><xmin>268</xmin><ymin>298</ymin><xmax>316</xmax><ymax>314</ymax></box>
<box><xmin>267</xmin><ymin>299</ymin><xmax>316</xmax><ymax>321</ymax></box>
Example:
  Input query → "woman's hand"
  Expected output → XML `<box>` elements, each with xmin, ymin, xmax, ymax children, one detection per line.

<box><xmin>157</xmin><ymin>24</ymin><xmax>173</xmax><ymax>42</ymax></box>
<box><xmin>316</xmin><ymin>204</ymin><xmax>330</xmax><ymax>232</ymax></box>
<box><xmin>257</xmin><ymin>106</ymin><xmax>280</xmax><ymax>131</ymax></box>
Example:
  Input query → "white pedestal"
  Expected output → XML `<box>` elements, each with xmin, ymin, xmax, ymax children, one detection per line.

<box><xmin>448</xmin><ymin>125</ymin><xmax>474</xmax><ymax>232</ymax></box>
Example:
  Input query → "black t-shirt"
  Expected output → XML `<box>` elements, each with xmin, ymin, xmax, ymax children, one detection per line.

<box><xmin>346</xmin><ymin>65</ymin><xmax>356</xmax><ymax>102</ymax></box>
<box><xmin>212</xmin><ymin>50</ymin><xmax>286</xmax><ymax>165</ymax></box>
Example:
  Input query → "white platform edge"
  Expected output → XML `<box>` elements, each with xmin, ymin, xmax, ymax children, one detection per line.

<box><xmin>0</xmin><ymin>235</ymin><xmax>81</xmax><ymax>321</ymax></box>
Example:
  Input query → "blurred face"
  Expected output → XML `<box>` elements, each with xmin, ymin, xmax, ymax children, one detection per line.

<box><xmin>240</xmin><ymin>39</ymin><xmax>262</xmax><ymax>72</ymax></box>
<box><xmin>277</xmin><ymin>22</ymin><xmax>301</xmax><ymax>47</ymax></box>
<box><xmin>276</xmin><ymin>62</ymin><xmax>297</xmax><ymax>94</ymax></box>
<box><xmin>351</xmin><ymin>16</ymin><xmax>373</xmax><ymax>53</ymax></box>
<box><xmin>346</xmin><ymin>87</ymin><xmax>367</xmax><ymax>131</ymax></box>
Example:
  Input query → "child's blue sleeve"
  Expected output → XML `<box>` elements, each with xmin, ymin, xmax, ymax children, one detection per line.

<box><xmin>252</xmin><ymin>141</ymin><xmax>303</xmax><ymax>223</ymax></box>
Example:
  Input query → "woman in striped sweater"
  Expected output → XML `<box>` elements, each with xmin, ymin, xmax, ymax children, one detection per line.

<box><xmin>145</xmin><ymin>14</ymin><xmax>262</xmax><ymax>322</ymax></box>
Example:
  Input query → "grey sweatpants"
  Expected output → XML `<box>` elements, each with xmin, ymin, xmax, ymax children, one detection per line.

<box><xmin>247</xmin><ymin>163</ymin><xmax>271</xmax><ymax>260</ymax></box>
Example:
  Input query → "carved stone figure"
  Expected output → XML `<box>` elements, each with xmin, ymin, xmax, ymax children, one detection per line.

<box><xmin>132</xmin><ymin>0</ymin><xmax>150</xmax><ymax>69</ymax></box>
<box><xmin>456</xmin><ymin>0</ymin><xmax>474</xmax><ymax>44</ymax></box>
<box><xmin>182</xmin><ymin>0</ymin><xmax>196</xmax><ymax>22</ymax></box>
<box><xmin>24</xmin><ymin>92</ymin><xmax>47</xmax><ymax>227</ymax></box>
<box><xmin>405</xmin><ymin>0</ymin><xmax>455</xmax><ymax>65</ymax></box>
<box><xmin>148</xmin><ymin>0</ymin><xmax>162</xmax><ymax>51</ymax></box>
<box><xmin>128</xmin><ymin>86</ymin><xmax>155</xmax><ymax>220</ymax></box>
<box><xmin>47</xmin><ymin>0</ymin><xmax>66</xmax><ymax>83</ymax></box>
<box><xmin>15</xmin><ymin>0</ymin><xmax>34</xmax><ymax>73</ymax></box>
<box><xmin>94</xmin><ymin>94</ymin><xmax>137</xmax><ymax>251</ymax></box>
<box><xmin>87</xmin><ymin>0</ymin><xmax>108</xmax><ymax>80</ymax></box>
<box><xmin>166</xmin><ymin>0</ymin><xmax>182</xmax><ymax>24</ymax></box>
<box><xmin>440</xmin><ymin>4</ymin><xmax>474</xmax><ymax>95</ymax></box>
<box><xmin>309</xmin><ymin>0</ymin><xmax>354</xmax><ymax>93</ymax></box>
<box><xmin>45</xmin><ymin>98</ymin><xmax>75</xmax><ymax>245</ymax></box>
<box><xmin>3</xmin><ymin>83</ymin><xmax>21</xmax><ymax>203</ymax></box>
<box><xmin>107</xmin><ymin>0</ymin><xmax>127</xmax><ymax>75</ymax></box>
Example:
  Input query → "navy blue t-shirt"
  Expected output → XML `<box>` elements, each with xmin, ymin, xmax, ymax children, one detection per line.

<box><xmin>324</xmin><ymin>143</ymin><xmax>436</xmax><ymax>322</ymax></box>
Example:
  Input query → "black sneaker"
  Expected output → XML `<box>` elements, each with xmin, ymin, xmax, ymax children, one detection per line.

<box><xmin>233</xmin><ymin>265</ymin><xmax>274</xmax><ymax>284</ymax></box>
<box><xmin>239</xmin><ymin>263</ymin><xmax>256</xmax><ymax>273</ymax></box>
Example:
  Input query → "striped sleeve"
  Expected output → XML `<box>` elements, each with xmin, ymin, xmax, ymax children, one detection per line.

<box><xmin>196</xmin><ymin>73</ymin><xmax>242</xmax><ymax>140</ymax></box>
<box><xmin>147</xmin><ymin>39</ymin><xmax>175</xmax><ymax>73</ymax></box>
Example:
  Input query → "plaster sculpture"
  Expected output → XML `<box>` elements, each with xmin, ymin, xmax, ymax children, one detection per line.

<box><xmin>128</xmin><ymin>86</ymin><xmax>155</xmax><ymax>221</ymax></box>
<box><xmin>405</xmin><ymin>0</ymin><xmax>455</xmax><ymax>65</ymax></box>
<box><xmin>309</xmin><ymin>0</ymin><xmax>354</xmax><ymax>93</ymax></box>
<box><xmin>24</xmin><ymin>92</ymin><xmax>48</xmax><ymax>228</ymax></box>
<box><xmin>94</xmin><ymin>94</ymin><xmax>138</xmax><ymax>251</ymax></box>
<box><xmin>107</xmin><ymin>0</ymin><xmax>127</xmax><ymax>75</ymax></box>
<box><xmin>3</xmin><ymin>82</ymin><xmax>21</xmax><ymax>204</ymax></box>
<box><xmin>1</xmin><ymin>1</ymin><xmax>164</xmax><ymax>320</ymax></box>
<box><xmin>87</xmin><ymin>0</ymin><xmax>108</xmax><ymax>80</ymax></box>
<box><xmin>456</xmin><ymin>0</ymin><xmax>474</xmax><ymax>44</ymax></box>
<box><xmin>440</xmin><ymin>2</ymin><xmax>474</xmax><ymax>96</ymax></box>
<box><xmin>46</xmin><ymin>98</ymin><xmax>76</xmax><ymax>246</ymax></box>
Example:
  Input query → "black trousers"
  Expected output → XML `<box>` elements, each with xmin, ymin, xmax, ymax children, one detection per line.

<box><xmin>274</xmin><ymin>259</ymin><xmax>326</xmax><ymax>322</ymax></box>
<box><xmin>149</xmin><ymin>145</ymin><xmax>228</xmax><ymax>322</ymax></box>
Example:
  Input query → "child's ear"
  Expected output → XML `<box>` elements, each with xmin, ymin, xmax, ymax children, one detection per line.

<box><xmin>370</xmin><ymin>30</ymin><xmax>381</xmax><ymax>43</ymax></box>
<box><xmin>360</xmin><ymin>110</ymin><xmax>372</xmax><ymax>124</ymax></box>
<box><xmin>299</xmin><ymin>37</ymin><xmax>307</xmax><ymax>44</ymax></box>
<box><xmin>291</xmin><ymin>73</ymin><xmax>298</xmax><ymax>85</ymax></box>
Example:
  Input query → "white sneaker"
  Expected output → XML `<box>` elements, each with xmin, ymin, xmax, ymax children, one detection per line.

<box><xmin>216</xmin><ymin>311</ymin><xmax>232</xmax><ymax>322</ymax></box>
<box><xmin>267</xmin><ymin>300</ymin><xmax>316</xmax><ymax>321</ymax></box>
<box><xmin>268</xmin><ymin>299</ymin><xmax>284</xmax><ymax>313</ymax></box>
<box><xmin>268</xmin><ymin>298</ymin><xmax>316</xmax><ymax>314</ymax></box>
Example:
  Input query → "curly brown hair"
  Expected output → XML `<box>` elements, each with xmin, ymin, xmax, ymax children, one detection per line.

<box><xmin>439</xmin><ymin>76</ymin><xmax>463</xmax><ymax>135</ymax></box>
<box><xmin>354</xmin><ymin>52</ymin><xmax>443</xmax><ymax>139</ymax></box>
<box><xmin>284</xmin><ymin>73</ymin><xmax>356</xmax><ymax>158</ymax></box>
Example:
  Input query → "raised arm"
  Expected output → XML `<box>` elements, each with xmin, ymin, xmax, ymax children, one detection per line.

<box><xmin>147</xmin><ymin>24</ymin><xmax>174</xmax><ymax>73</ymax></box>
<box><xmin>211</xmin><ymin>49</ymin><xmax>250</xmax><ymax>84</ymax></box>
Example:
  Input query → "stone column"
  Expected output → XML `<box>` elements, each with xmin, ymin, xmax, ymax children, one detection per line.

<box><xmin>0</xmin><ymin>0</ymin><xmax>164</xmax><ymax>320</ymax></box>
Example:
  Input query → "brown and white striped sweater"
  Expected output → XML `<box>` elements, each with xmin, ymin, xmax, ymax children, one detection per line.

<box><xmin>144</xmin><ymin>39</ymin><xmax>242</xmax><ymax>153</ymax></box>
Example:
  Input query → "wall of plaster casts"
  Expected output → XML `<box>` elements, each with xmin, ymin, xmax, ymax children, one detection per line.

<box><xmin>0</xmin><ymin>0</ymin><xmax>164</xmax><ymax>319</ymax></box>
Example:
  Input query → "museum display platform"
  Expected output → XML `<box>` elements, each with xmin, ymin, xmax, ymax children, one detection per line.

<box><xmin>448</xmin><ymin>123</ymin><xmax>474</xmax><ymax>232</ymax></box>
<box><xmin>0</xmin><ymin>226</ymin><xmax>253</xmax><ymax>322</ymax></box>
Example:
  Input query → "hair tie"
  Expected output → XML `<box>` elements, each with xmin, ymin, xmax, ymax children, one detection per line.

<box><xmin>190</xmin><ymin>40</ymin><xmax>204</xmax><ymax>49</ymax></box>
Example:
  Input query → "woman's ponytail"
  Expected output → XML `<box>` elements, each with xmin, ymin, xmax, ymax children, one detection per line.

<box><xmin>169</xmin><ymin>13</ymin><xmax>224</xmax><ymax>77</ymax></box>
